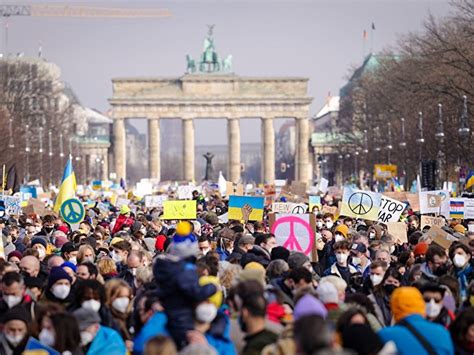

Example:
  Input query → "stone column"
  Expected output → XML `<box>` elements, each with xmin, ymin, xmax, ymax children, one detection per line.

<box><xmin>113</xmin><ymin>118</ymin><xmax>126</xmax><ymax>181</ymax></box>
<box><xmin>227</xmin><ymin>117</ymin><xmax>241</xmax><ymax>183</ymax></box>
<box><xmin>296</xmin><ymin>117</ymin><xmax>310</xmax><ymax>183</ymax></box>
<box><xmin>102</xmin><ymin>151</ymin><xmax>109</xmax><ymax>181</ymax></box>
<box><xmin>182</xmin><ymin>118</ymin><xmax>195</xmax><ymax>181</ymax></box>
<box><xmin>148</xmin><ymin>118</ymin><xmax>161</xmax><ymax>181</ymax></box>
<box><xmin>261</xmin><ymin>117</ymin><xmax>275</xmax><ymax>183</ymax></box>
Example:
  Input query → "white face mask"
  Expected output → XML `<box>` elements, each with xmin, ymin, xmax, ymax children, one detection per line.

<box><xmin>112</xmin><ymin>297</ymin><xmax>130</xmax><ymax>313</ymax></box>
<box><xmin>426</xmin><ymin>299</ymin><xmax>442</xmax><ymax>318</ymax></box>
<box><xmin>352</xmin><ymin>257</ymin><xmax>361</xmax><ymax>266</ymax></box>
<box><xmin>335</xmin><ymin>234</ymin><xmax>345</xmax><ymax>242</ymax></box>
<box><xmin>316</xmin><ymin>221</ymin><xmax>323</xmax><ymax>229</ymax></box>
<box><xmin>325</xmin><ymin>221</ymin><xmax>333</xmax><ymax>229</ymax></box>
<box><xmin>39</xmin><ymin>328</ymin><xmax>55</xmax><ymax>347</ymax></box>
<box><xmin>52</xmin><ymin>284</ymin><xmax>70</xmax><ymax>300</ymax></box>
<box><xmin>4</xmin><ymin>295</ymin><xmax>22</xmax><ymax>308</ymax></box>
<box><xmin>131</xmin><ymin>268</ymin><xmax>137</xmax><ymax>276</ymax></box>
<box><xmin>80</xmin><ymin>331</ymin><xmax>94</xmax><ymax>346</ymax></box>
<box><xmin>195</xmin><ymin>303</ymin><xmax>217</xmax><ymax>323</ymax></box>
<box><xmin>82</xmin><ymin>299</ymin><xmax>101</xmax><ymax>312</ymax></box>
<box><xmin>201</xmin><ymin>248</ymin><xmax>211</xmax><ymax>256</ymax></box>
<box><xmin>85</xmin><ymin>256</ymin><xmax>95</xmax><ymax>263</ymax></box>
<box><xmin>370</xmin><ymin>274</ymin><xmax>384</xmax><ymax>286</ymax></box>
<box><xmin>37</xmin><ymin>247</ymin><xmax>46</xmax><ymax>259</ymax></box>
<box><xmin>69</xmin><ymin>257</ymin><xmax>77</xmax><ymax>265</ymax></box>
<box><xmin>111</xmin><ymin>251</ymin><xmax>123</xmax><ymax>263</ymax></box>
<box><xmin>454</xmin><ymin>254</ymin><xmax>467</xmax><ymax>268</ymax></box>
<box><xmin>5</xmin><ymin>332</ymin><xmax>24</xmax><ymax>347</ymax></box>
<box><xmin>336</xmin><ymin>252</ymin><xmax>348</xmax><ymax>265</ymax></box>
<box><xmin>389</xmin><ymin>245</ymin><xmax>395</xmax><ymax>254</ymax></box>
<box><xmin>369</xmin><ymin>231</ymin><xmax>376</xmax><ymax>239</ymax></box>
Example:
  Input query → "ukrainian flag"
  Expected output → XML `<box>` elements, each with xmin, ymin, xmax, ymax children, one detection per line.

<box><xmin>228</xmin><ymin>196</ymin><xmax>264</xmax><ymax>221</ymax></box>
<box><xmin>466</xmin><ymin>170</ymin><xmax>474</xmax><ymax>190</ymax></box>
<box><xmin>53</xmin><ymin>157</ymin><xmax>77</xmax><ymax>213</ymax></box>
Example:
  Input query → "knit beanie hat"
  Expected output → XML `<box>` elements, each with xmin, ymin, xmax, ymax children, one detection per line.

<box><xmin>239</xmin><ymin>268</ymin><xmax>266</xmax><ymax>287</ymax></box>
<box><xmin>48</xmin><ymin>266</ymin><xmax>72</xmax><ymax>288</ymax></box>
<box><xmin>199</xmin><ymin>276</ymin><xmax>223</xmax><ymax>308</ymax></box>
<box><xmin>315</xmin><ymin>281</ymin><xmax>339</xmax><ymax>304</ymax></box>
<box><xmin>168</xmin><ymin>221</ymin><xmax>198</xmax><ymax>259</ymax></box>
<box><xmin>413</xmin><ymin>242</ymin><xmax>429</xmax><ymax>257</ymax></box>
<box><xmin>31</xmin><ymin>237</ymin><xmax>47</xmax><ymax>249</ymax></box>
<box><xmin>120</xmin><ymin>204</ymin><xmax>131</xmax><ymax>215</ymax></box>
<box><xmin>72</xmin><ymin>307</ymin><xmax>101</xmax><ymax>331</ymax></box>
<box><xmin>288</xmin><ymin>251</ymin><xmax>309</xmax><ymax>270</ymax></box>
<box><xmin>391</xmin><ymin>286</ymin><xmax>425</xmax><ymax>322</ymax></box>
<box><xmin>271</xmin><ymin>246</ymin><xmax>290</xmax><ymax>261</ymax></box>
<box><xmin>294</xmin><ymin>294</ymin><xmax>328</xmax><ymax>320</ymax></box>
<box><xmin>61</xmin><ymin>261</ymin><xmax>77</xmax><ymax>273</ymax></box>
<box><xmin>335</xmin><ymin>224</ymin><xmax>349</xmax><ymax>238</ymax></box>
<box><xmin>454</xmin><ymin>224</ymin><xmax>466</xmax><ymax>234</ymax></box>
<box><xmin>1</xmin><ymin>305</ymin><xmax>31</xmax><ymax>324</ymax></box>
<box><xmin>244</xmin><ymin>261</ymin><xmax>265</xmax><ymax>272</ymax></box>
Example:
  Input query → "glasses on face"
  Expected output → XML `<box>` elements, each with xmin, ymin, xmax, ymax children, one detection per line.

<box><xmin>424</xmin><ymin>296</ymin><xmax>443</xmax><ymax>303</ymax></box>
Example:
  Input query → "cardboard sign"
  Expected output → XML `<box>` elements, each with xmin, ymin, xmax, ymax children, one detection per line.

<box><xmin>162</xmin><ymin>200</ymin><xmax>197</xmax><ymax>220</ymax></box>
<box><xmin>406</xmin><ymin>193</ymin><xmax>420</xmax><ymax>212</ymax></box>
<box><xmin>321</xmin><ymin>205</ymin><xmax>338</xmax><ymax>216</ymax></box>
<box><xmin>340</xmin><ymin>187</ymin><xmax>381</xmax><ymax>221</ymax></box>
<box><xmin>22</xmin><ymin>198</ymin><xmax>50</xmax><ymax>217</ymax></box>
<box><xmin>144</xmin><ymin>195</ymin><xmax>168</xmax><ymax>208</ymax></box>
<box><xmin>226</xmin><ymin>182</ymin><xmax>244</xmax><ymax>197</ymax></box>
<box><xmin>318</xmin><ymin>178</ymin><xmax>329</xmax><ymax>194</ymax></box>
<box><xmin>290</xmin><ymin>181</ymin><xmax>307</xmax><ymax>197</ymax></box>
<box><xmin>378</xmin><ymin>196</ymin><xmax>407</xmax><ymax>223</ymax></box>
<box><xmin>419</xmin><ymin>190</ymin><xmax>450</xmax><ymax>216</ymax></box>
<box><xmin>272</xmin><ymin>202</ymin><xmax>308</xmax><ymax>214</ymax></box>
<box><xmin>421</xmin><ymin>215</ymin><xmax>446</xmax><ymax>230</ymax></box>
<box><xmin>270</xmin><ymin>213</ymin><xmax>317</xmax><ymax>261</ymax></box>
<box><xmin>386</xmin><ymin>222</ymin><xmax>408</xmax><ymax>244</ymax></box>
<box><xmin>427</xmin><ymin>226</ymin><xmax>457</xmax><ymax>250</ymax></box>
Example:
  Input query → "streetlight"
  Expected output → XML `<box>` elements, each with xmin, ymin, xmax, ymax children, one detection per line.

<box><xmin>386</xmin><ymin>122</ymin><xmax>393</xmax><ymax>164</ymax></box>
<box><xmin>399</xmin><ymin>117</ymin><xmax>407</xmax><ymax>189</ymax></box>
<box><xmin>48</xmin><ymin>130</ymin><xmax>53</xmax><ymax>185</ymax></box>
<box><xmin>38</xmin><ymin>126</ymin><xmax>44</xmax><ymax>184</ymax></box>
<box><xmin>458</xmin><ymin>95</ymin><xmax>470</xmax><ymax>179</ymax></box>
<box><xmin>435</xmin><ymin>104</ymin><xmax>445</xmax><ymax>186</ymax></box>
<box><xmin>25</xmin><ymin>124</ymin><xmax>30</xmax><ymax>183</ymax></box>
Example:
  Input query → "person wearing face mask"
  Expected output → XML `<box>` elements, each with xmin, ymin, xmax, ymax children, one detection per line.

<box><xmin>0</xmin><ymin>272</ymin><xmax>35</xmax><ymax>318</ymax></box>
<box><xmin>368</xmin><ymin>267</ymin><xmax>403</xmax><ymax>327</ymax></box>
<box><xmin>315</xmin><ymin>214</ymin><xmax>325</xmax><ymax>231</ymax></box>
<box><xmin>73</xmin><ymin>307</ymin><xmax>126</xmax><ymax>355</ymax></box>
<box><xmin>350</xmin><ymin>242</ymin><xmax>371</xmax><ymax>273</ymax></box>
<box><xmin>61</xmin><ymin>242</ymin><xmax>79</xmax><ymax>265</ymax></box>
<box><xmin>323</xmin><ymin>241</ymin><xmax>358</xmax><ymax>285</ymax></box>
<box><xmin>198</xmin><ymin>236</ymin><xmax>212</xmax><ymax>256</ymax></box>
<box><xmin>334</xmin><ymin>224</ymin><xmax>349</xmax><ymax>243</ymax></box>
<box><xmin>323</xmin><ymin>214</ymin><xmax>334</xmax><ymax>230</ymax></box>
<box><xmin>421</xmin><ymin>284</ymin><xmax>455</xmax><ymax>329</ymax></box>
<box><xmin>449</xmin><ymin>243</ymin><xmax>473</xmax><ymax>303</ymax></box>
<box><xmin>34</xmin><ymin>215</ymin><xmax>56</xmax><ymax>240</ymax></box>
<box><xmin>0</xmin><ymin>306</ymin><xmax>30</xmax><ymax>354</ymax></box>
<box><xmin>105</xmin><ymin>279</ymin><xmax>134</xmax><ymax>350</ymax></box>
<box><xmin>38</xmin><ymin>312</ymin><xmax>82</xmax><ymax>354</ymax></box>
<box><xmin>419</xmin><ymin>244</ymin><xmax>449</xmax><ymax>285</ymax></box>
<box><xmin>31</xmin><ymin>237</ymin><xmax>48</xmax><ymax>262</ymax></box>
<box><xmin>363</xmin><ymin>261</ymin><xmax>388</xmax><ymax>294</ymax></box>
<box><xmin>241</xmin><ymin>233</ymin><xmax>276</xmax><ymax>268</ymax></box>
<box><xmin>43</xmin><ymin>266</ymin><xmax>73</xmax><ymax>306</ymax></box>
<box><xmin>110</xmin><ymin>240</ymin><xmax>131</xmax><ymax>274</ymax></box>
<box><xmin>119</xmin><ymin>250</ymin><xmax>143</xmax><ymax>292</ymax></box>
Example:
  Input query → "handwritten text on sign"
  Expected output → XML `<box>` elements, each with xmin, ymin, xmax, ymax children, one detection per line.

<box><xmin>377</xmin><ymin>196</ymin><xmax>407</xmax><ymax>223</ymax></box>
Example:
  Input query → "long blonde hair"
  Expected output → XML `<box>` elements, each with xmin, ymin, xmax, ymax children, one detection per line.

<box><xmin>104</xmin><ymin>278</ymin><xmax>131</xmax><ymax>309</ymax></box>
<box><xmin>77</xmin><ymin>244</ymin><xmax>95</xmax><ymax>264</ymax></box>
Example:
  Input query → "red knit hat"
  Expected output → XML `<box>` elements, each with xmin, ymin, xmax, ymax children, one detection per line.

<box><xmin>413</xmin><ymin>242</ymin><xmax>429</xmax><ymax>257</ymax></box>
<box><xmin>155</xmin><ymin>235</ymin><xmax>167</xmax><ymax>252</ymax></box>
<box><xmin>57</xmin><ymin>225</ymin><xmax>69</xmax><ymax>234</ymax></box>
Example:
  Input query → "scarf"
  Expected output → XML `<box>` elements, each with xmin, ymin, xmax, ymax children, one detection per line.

<box><xmin>456</xmin><ymin>264</ymin><xmax>472</xmax><ymax>302</ymax></box>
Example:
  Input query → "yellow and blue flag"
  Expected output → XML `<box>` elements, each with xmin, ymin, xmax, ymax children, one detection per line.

<box><xmin>53</xmin><ymin>156</ymin><xmax>77</xmax><ymax>213</ymax></box>
<box><xmin>228</xmin><ymin>196</ymin><xmax>264</xmax><ymax>221</ymax></box>
<box><xmin>466</xmin><ymin>170</ymin><xmax>474</xmax><ymax>190</ymax></box>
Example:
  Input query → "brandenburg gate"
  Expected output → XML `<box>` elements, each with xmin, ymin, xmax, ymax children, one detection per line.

<box><xmin>109</xmin><ymin>29</ymin><xmax>313</xmax><ymax>184</ymax></box>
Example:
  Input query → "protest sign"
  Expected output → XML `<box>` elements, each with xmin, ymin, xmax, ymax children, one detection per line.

<box><xmin>20</xmin><ymin>186</ymin><xmax>37</xmax><ymax>200</ymax></box>
<box><xmin>92</xmin><ymin>180</ymin><xmax>102</xmax><ymax>191</ymax></box>
<box><xmin>22</xmin><ymin>198</ymin><xmax>50</xmax><ymax>216</ymax></box>
<box><xmin>386</xmin><ymin>222</ymin><xmax>408</xmax><ymax>244</ymax></box>
<box><xmin>377</xmin><ymin>196</ymin><xmax>407</xmax><ymax>223</ymax></box>
<box><xmin>309</xmin><ymin>196</ymin><xmax>322</xmax><ymax>212</ymax></box>
<box><xmin>270</xmin><ymin>213</ymin><xmax>317</xmax><ymax>260</ymax></box>
<box><xmin>144</xmin><ymin>195</ymin><xmax>168</xmax><ymax>208</ymax></box>
<box><xmin>318</xmin><ymin>178</ymin><xmax>329</xmax><ymax>194</ymax></box>
<box><xmin>321</xmin><ymin>205</ymin><xmax>338</xmax><ymax>216</ymax></box>
<box><xmin>228</xmin><ymin>196</ymin><xmax>264</xmax><ymax>221</ymax></box>
<box><xmin>340</xmin><ymin>187</ymin><xmax>381</xmax><ymax>221</ymax></box>
<box><xmin>272</xmin><ymin>202</ymin><xmax>308</xmax><ymax>214</ymax></box>
<box><xmin>421</xmin><ymin>215</ymin><xmax>446</xmax><ymax>230</ymax></box>
<box><xmin>177</xmin><ymin>185</ymin><xmax>194</xmax><ymax>200</ymax></box>
<box><xmin>419</xmin><ymin>190</ymin><xmax>450</xmax><ymax>216</ymax></box>
<box><xmin>428</xmin><ymin>226</ymin><xmax>457</xmax><ymax>250</ymax></box>
<box><xmin>115</xmin><ymin>198</ymin><xmax>131</xmax><ymax>208</ymax></box>
<box><xmin>450</xmin><ymin>198</ymin><xmax>465</xmax><ymax>219</ymax></box>
<box><xmin>374</xmin><ymin>164</ymin><xmax>397</xmax><ymax>180</ymax></box>
<box><xmin>136</xmin><ymin>181</ymin><xmax>153</xmax><ymax>196</ymax></box>
<box><xmin>264</xmin><ymin>184</ymin><xmax>276</xmax><ymax>205</ymax></box>
<box><xmin>162</xmin><ymin>200</ymin><xmax>197</xmax><ymax>220</ymax></box>
<box><xmin>406</xmin><ymin>193</ymin><xmax>420</xmax><ymax>212</ymax></box>
<box><xmin>290</xmin><ymin>181</ymin><xmax>307</xmax><ymax>197</ymax></box>
<box><xmin>1</xmin><ymin>196</ymin><xmax>22</xmax><ymax>216</ymax></box>
<box><xmin>464</xmin><ymin>199</ymin><xmax>474</xmax><ymax>219</ymax></box>
<box><xmin>226</xmin><ymin>182</ymin><xmax>244</xmax><ymax>197</ymax></box>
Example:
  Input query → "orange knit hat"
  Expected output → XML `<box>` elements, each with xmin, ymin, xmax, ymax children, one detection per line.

<box><xmin>391</xmin><ymin>287</ymin><xmax>426</xmax><ymax>322</ymax></box>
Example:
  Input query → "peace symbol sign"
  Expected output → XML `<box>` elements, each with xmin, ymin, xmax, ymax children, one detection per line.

<box><xmin>348</xmin><ymin>192</ymin><xmax>373</xmax><ymax>215</ymax></box>
<box><xmin>291</xmin><ymin>205</ymin><xmax>306</xmax><ymax>214</ymax></box>
<box><xmin>271</xmin><ymin>215</ymin><xmax>314</xmax><ymax>255</ymax></box>
<box><xmin>60</xmin><ymin>198</ymin><xmax>85</xmax><ymax>225</ymax></box>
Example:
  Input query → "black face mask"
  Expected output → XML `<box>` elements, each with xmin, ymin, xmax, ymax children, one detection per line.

<box><xmin>44</xmin><ymin>226</ymin><xmax>54</xmax><ymax>233</ymax></box>
<box><xmin>434</xmin><ymin>264</ymin><xmax>449</xmax><ymax>276</ymax></box>
<box><xmin>238</xmin><ymin>314</ymin><xmax>247</xmax><ymax>332</ymax></box>
<box><xmin>415</xmin><ymin>256</ymin><xmax>425</xmax><ymax>264</ymax></box>
<box><xmin>384</xmin><ymin>284</ymin><xmax>397</xmax><ymax>295</ymax></box>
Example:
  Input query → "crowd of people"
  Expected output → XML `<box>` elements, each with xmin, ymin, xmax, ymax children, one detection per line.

<box><xmin>0</xmin><ymin>189</ymin><xmax>473</xmax><ymax>355</ymax></box>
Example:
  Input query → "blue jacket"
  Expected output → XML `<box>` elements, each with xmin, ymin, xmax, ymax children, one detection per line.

<box><xmin>378</xmin><ymin>315</ymin><xmax>454</xmax><ymax>355</ymax></box>
<box><xmin>87</xmin><ymin>325</ymin><xmax>126</xmax><ymax>355</ymax></box>
<box><xmin>133</xmin><ymin>310</ymin><xmax>236</xmax><ymax>355</ymax></box>
<box><xmin>153</xmin><ymin>255</ymin><xmax>217</xmax><ymax>347</ymax></box>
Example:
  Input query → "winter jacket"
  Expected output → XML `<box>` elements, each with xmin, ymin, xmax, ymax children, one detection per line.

<box><xmin>378</xmin><ymin>314</ymin><xmax>454</xmax><ymax>355</ymax></box>
<box><xmin>133</xmin><ymin>312</ymin><xmax>169</xmax><ymax>355</ymax></box>
<box><xmin>323</xmin><ymin>263</ymin><xmax>358</xmax><ymax>285</ymax></box>
<box><xmin>240</xmin><ymin>245</ymin><xmax>271</xmax><ymax>267</ymax></box>
<box><xmin>86</xmin><ymin>325</ymin><xmax>126</xmax><ymax>355</ymax></box>
<box><xmin>153</xmin><ymin>254</ymin><xmax>217</xmax><ymax>348</ymax></box>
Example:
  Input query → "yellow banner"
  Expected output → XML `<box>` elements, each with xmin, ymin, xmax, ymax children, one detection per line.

<box><xmin>374</xmin><ymin>164</ymin><xmax>397</xmax><ymax>180</ymax></box>
<box><xmin>162</xmin><ymin>200</ymin><xmax>197</xmax><ymax>220</ymax></box>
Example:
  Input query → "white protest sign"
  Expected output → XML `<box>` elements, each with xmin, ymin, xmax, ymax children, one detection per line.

<box><xmin>178</xmin><ymin>185</ymin><xmax>194</xmax><ymax>200</ymax></box>
<box><xmin>421</xmin><ymin>215</ymin><xmax>446</xmax><ymax>230</ymax></box>
<box><xmin>135</xmin><ymin>181</ymin><xmax>153</xmax><ymax>196</ymax></box>
<box><xmin>377</xmin><ymin>196</ymin><xmax>407</xmax><ymax>223</ymax></box>
<box><xmin>419</xmin><ymin>190</ymin><xmax>450</xmax><ymax>217</ymax></box>
<box><xmin>116</xmin><ymin>198</ymin><xmax>131</xmax><ymax>208</ymax></box>
<box><xmin>272</xmin><ymin>202</ymin><xmax>308</xmax><ymax>214</ymax></box>
<box><xmin>318</xmin><ymin>178</ymin><xmax>329</xmax><ymax>194</ymax></box>
<box><xmin>1</xmin><ymin>196</ymin><xmax>21</xmax><ymax>216</ymax></box>
<box><xmin>464</xmin><ymin>199</ymin><xmax>474</xmax><ymax>219</ymax></box>
<box><xmin>144</xmin><ymin>195</ymin><xmax>168</xmax><ymax>208</ymax></box>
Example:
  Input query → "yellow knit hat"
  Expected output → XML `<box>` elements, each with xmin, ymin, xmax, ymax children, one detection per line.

<box><xmin>244</xmin><ymin>261</ymin><xmax>266</xmax><ymax>272</ymax></box>
<box><xmin>454</xmin><ymin>224</ymin><xmax>466</xmax><ymax>234</ymax></box>
<box><xmin>335</xmin><ymin>224</ymin><xmax>349</xmax><ymax>238</ymax></box>
<box><xmin>119</xmin><ymin>204</ymin><xmax>131</xmax><ymax>215</ymax></box>
<box><xmin>390</xmin><ymin>287</ymin><xmax>425</xmax><ymax>322</ymax></box>
<box><xmin>199</xmin><ymin>276</ymin><xmax>223</xmax><ymax>308</ymax></box>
